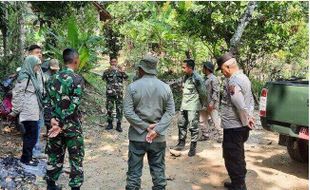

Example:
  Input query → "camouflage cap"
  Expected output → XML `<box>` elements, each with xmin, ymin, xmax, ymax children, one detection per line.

<box><xmin>137</xmin><ymin>54</ymin><xmax>159</xmax><ymax>75</ymax></box>
<box><xmin>49</xmin><ymin>59</ymin><xmax>60</xmax><ymax>70</ymax></box>
<box><xmin>216</xmin><ymin>52</ymin><xmax>235</xmax><ymax>71</ymax></box>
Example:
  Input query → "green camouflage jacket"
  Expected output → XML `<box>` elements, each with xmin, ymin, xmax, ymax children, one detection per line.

<box><xmin>47</xmin><ymin>67</ymin><xmax>84</xmax><ymax>128</ymax></box>
<box><xmin>102</xmin><ymin>68</ymin><xmax>128</xmax><ymax>97</ymax></box>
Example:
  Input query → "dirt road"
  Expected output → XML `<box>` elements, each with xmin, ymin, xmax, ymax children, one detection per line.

<box><xmin>1</xmin><ymin>86</ymin><xmax>308</xmax><ymax>190</ymax></box>
<box><xmin>36</xmin><ymin>113</ymin><xmax>308</xmax><ymax>190</ymax></box>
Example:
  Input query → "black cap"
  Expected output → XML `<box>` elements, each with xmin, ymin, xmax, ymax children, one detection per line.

<box><xmin>216</xmin><ymin>52</ymin><xmax>235</xmax><ymax>71</ymax></box>
<box><xmin>183</xmin><ymin>59</ymin><xmax>195</xmax><ymax>70</ymax></box>
<box><xmin>203</xmin><ymin>61</ymin><xmax>214</xmax><ymax>73</ymax></box>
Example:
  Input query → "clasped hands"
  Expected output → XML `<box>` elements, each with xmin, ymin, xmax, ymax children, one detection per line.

<box><xmin>146</xmin><ymin>124</ymin><xmax>158</xmax><ymax>143</ymax></box>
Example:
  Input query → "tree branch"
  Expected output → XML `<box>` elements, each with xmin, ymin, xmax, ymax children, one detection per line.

<box><xmin>229</xmin><ymin>1</ymin><xmax>257</xmax><ymax>53</ymax></box>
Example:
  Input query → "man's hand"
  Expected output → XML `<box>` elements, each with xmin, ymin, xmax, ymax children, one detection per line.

<box><xmin>48</xmin><ymin>125</ymin><xmax>62</xmax><ymax>138</ymax></box>
<box><xmin>247</xmin><ymin>117</ymin><xmax>255</xmax><ymax>130</ymax></box>
<box><xmin>119</xmin><ymin>66</ymin><xmax>125</xmax><ymax>72</ymax></box>
<box><xmin>146</xmin><ymin>130</ymin><xmax>158</xmax><ymax>143</ymax></box>
<box><xmin>49</xmin><ymin>118</ymin><xmax>62</xmax><ymax>138</ymax></box>
<box><xmin>50</xmin><ymin>118</ymin><xmax>59</xmax><ymax>127</ymax></box>
<box><xmin>207</xmin><ymin>104</ymin><xmax>214</xmax><ymax>112</ymax></box>
<box><xmin>147</xmin><ymin>124</ymin><xmax>156</xmax><ymax>132</ymax></box>
<box><xmin>111</xmin><ymin>65</ymin><xmax>116</xmax><ymax>70</ymax></box>
<box><xmin>7</xmin><ymin>113</ymin><xmax>16</xmax><ymax>121</ymax></box>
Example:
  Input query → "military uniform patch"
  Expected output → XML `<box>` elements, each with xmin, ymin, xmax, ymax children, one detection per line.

<box><xmin>228</xmin><ymin>85</ymin><xmax>235</xmax><ymax>95</ymax></box>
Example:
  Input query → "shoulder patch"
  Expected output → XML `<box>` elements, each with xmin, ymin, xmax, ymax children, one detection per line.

<box><xmin>228</xmin><ymin>85</ymin><xmax>235</xmax><ymax>95</ymax></box>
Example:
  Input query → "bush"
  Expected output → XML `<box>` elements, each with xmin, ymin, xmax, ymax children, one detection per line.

<box><xmin>251</xmin><ymin>78</ymin><xmax>265</xmax><ymax>99</ymax></box>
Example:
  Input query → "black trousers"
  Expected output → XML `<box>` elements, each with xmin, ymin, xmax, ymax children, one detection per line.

<box><xmin>20</xmin><ymin>121</ymin><xmax>38</xmax><ymax>163</ymax></box>
<box><xmin>223</xmin><ymin>127</ymin><xmax>249</xmax><ymax>185</ymax></box>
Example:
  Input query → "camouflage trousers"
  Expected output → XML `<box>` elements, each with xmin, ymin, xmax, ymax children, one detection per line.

<box><xmin>45</xmin><ymin>123</ymin><xmax>84</xmax><ymax>188</ymax></box>
<box><xmin>178</xmin><ymin>110</ymin><xmax>200</xmax><ymax>142</ymax></box>
<box><xmin>106</xmin><ymin>95</ymin><xmax>123</xmax><ymax>123</ymax></box>
<box><xmin>126</xmin><ymin>141</ymin><xmax>167</xmax><ymax>190</ymax></box>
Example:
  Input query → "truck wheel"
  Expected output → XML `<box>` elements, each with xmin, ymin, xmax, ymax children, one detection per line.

<box><xmin>287</xmin><ymin>137</ymin><xmax>309</xmax><ymax>163</ymax></box>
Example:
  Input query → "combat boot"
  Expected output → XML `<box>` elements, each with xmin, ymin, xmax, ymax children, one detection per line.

<box><xmin>224</xmin><ymin>182</ymin><xmax>233</xmax><ymax>188</ymax></box>
<box><xmin>105</xmin><ymin>121</ymin><xmax>113</xmax><ymax>130</ymax></box>
<box><xmin>116</xmin><ymin>122</ymin><xmax>123</xmax><ymax>132</ymax></box>
<box><xmin>46</xmin><ymin>180</ymin><xmax>62</xmax><ymax>190</ymax></box>
<box><xmin>225</xmin><ymin>182</ymin><xmax>247</xmax><ymax>190</ymax></box>
<box><xmin>228</xmin><ymin>184</ymin><xmax>247</xmax><ymax>190</ymax></box>
<box><xmin>172</xmin><ymin>140</ymin><xmax>185</xmax><ymax>151</ymax></box>
<box><xmin>188</xmin><ymin>142</ymin><xmax>197</xmax><ymax>157</ymax></box>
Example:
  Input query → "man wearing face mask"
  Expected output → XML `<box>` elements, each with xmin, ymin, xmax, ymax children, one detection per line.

<box><xmin>102</xmin><ymin>56</ymin><xmax>128</xmax><ymax>132</ymax></box>
<box><xmin>216</xmin><ymin>52</ymin><xmax>255</xmax><ymax>190</ymax></box>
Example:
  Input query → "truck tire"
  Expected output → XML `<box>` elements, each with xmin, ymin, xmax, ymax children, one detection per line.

<box><xmin>287</xmin><ymin>137</ymin><xmax>309</xmax><ymax>163</ymax></box>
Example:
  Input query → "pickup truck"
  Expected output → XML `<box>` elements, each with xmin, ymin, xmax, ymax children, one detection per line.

<box><xmin>259</xmin><ymin>80</ymin><xmax>309</xmax><ymax>162</ymax></box>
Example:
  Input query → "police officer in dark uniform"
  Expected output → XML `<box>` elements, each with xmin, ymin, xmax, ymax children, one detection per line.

<box><xmin>216</xmin><ymin>52</ymin><xmax>255</xmax><ymax>190</ymax></box>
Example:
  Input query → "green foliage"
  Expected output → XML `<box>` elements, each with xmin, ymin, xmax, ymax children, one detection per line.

<box><xmin>45</xmin><ymin>16</ymin><xmax>104</xmax><ymax>72</ymax></box>
<box><xmin>107</xmin><ymin>2</ymin><xmax>210</xmax><ymax>74</ymax></box>
<box><xmin>0</xmin><ymin>1</ymin><xmax>308</xmax><ymax>87</ymax></box>
<box><xmin>250</xmin><ymin>78</ymin><xmax>265</xmax><ymax>98</ymax></box>
<box><xmin>105</xmin><ymin>1</ymin><xmax>305</xmax><ymax>82</ymax></box>
<box><xmin>82</xmin><ymin>72</ymin><xmax>105</xmax><ymax>94</ymax></box>
<box><xmin>30</xmin><ymin>2</ymin><xmax>88</xmax><ymax>20</ymax></box>
<box><xmin>172</xmin><ymin>1</ymin><xmax>308</xmax><ymax>81</ymax></box>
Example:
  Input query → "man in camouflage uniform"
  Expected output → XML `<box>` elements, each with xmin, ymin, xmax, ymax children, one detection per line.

<box><xmin>173</xmin><ymin>59</ymin><xmax>206</xmax><ymax>157</ymax></box>
<box><xmin>199</xmin><ymin>61</ymin><xmax>221</xmax><ymax>141</ymax></box>
<box><xmin>102</xmin><ymin>57</ymin><xmax>128</xmax><ymax>132</ymax></box>
<box><xmin>216</xmin><ymin>52</ymin><xmax>255</xmax><ymax>190</ymax></box>
<box><xmin>45</xmin><ymin>48</ymin><xmax>85</xmax><ymax>190</ymax></box>
<box><xmin>43</xmin><ymin>59</ymin><xmax>60</xmax><ymax>136</ymax></box>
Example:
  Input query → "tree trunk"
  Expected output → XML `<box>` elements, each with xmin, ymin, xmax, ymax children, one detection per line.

<box><xmin>17</xmin><ymin>2</ymin><xmax>25</xmax><ymax>64</ymax></box>
<box><xmin>0</xmin><ymin>2</ymin><xmax>8</xmax><ymax>73</ymax></box>
<box><xmin>3</xmin><ymin>3</ymin><xmax>8</xmax><ymax>61</ymax></box>
<box><xmin>229</xmin><ymin>1</ymin><xmax>257</xmax><ymax>54</ymax></box>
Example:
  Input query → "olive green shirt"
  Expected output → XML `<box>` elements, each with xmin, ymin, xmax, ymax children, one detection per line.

<box><xmin>180</xmin><ymin>71</ymin><xmax>207</xmax><ymax>111</ymax></box>
<box><xmin>124</xmin><ymin>74</ymin><xmax>175</xmax><ymax>142</ymax></box>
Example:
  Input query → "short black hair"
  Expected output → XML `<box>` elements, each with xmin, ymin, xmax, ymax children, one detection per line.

<box><xmin>28</xmin><ymin>44</ymin><xmax>41</xmax><ymax>52</ymax></box>
<box><xmin>63</xmin><ymin>48</ymin><xmax>79</xmax><ymax>64</ymax></box>
<box><xmin>183</xmin><ymin>59</ymin><xmax>195</xmax><ymax>70</ymax></box>
<box><xmin>110</xmin><ymin>56</ymin><xmax>118</xmax><ymax>61</ymax></box>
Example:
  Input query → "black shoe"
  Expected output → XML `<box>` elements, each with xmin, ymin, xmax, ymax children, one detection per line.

<box><xmin>188</xmin><ymin>142</ymin><xmax>197</xmax><ymax>157</ymax></box>
<box><xmin>224</xmin><ymin>182</ymin><xmax>233</xmax><ymax>188</ymax></box>
<box><xmin>71</xmin><ymin>187</ymin><xmax>80</xmax><ymax>190</ymax></box>
<box><xmin>227</xmin><ymin>183</ymin><xmax>247</xmax><ymax>190</ymax></box>
<box><xmin>116</xmin><ymin>122</ymin><xmax>123</xmax><ymax>132</ymax></box>
<box><xmin>46</xmin><ymin>180</ymin><xmax>62</xmax><ymax>190</ymax></box>
<box><xmin>105</xmin><ymin>121</ymin><xmax>113</xmax><ymax>130</ymax></box>
<box><xmin>21</xmin><ymin>160</ymin><xmax>38</xmax><ymax>167</ymax></box>
<box><xmin>172</xmin><ymin>140</ymin><xmax>185</xmax><ymax>151</ymax></box>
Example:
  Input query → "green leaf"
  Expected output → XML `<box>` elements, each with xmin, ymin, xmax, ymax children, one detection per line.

<box><xmin>67</xmin><ymin>17</ymin><xmax>79</xmax><ymax>49</ymax></box>
<box><xmin>78</xmin><ymin>45</ymin><xmax>90</xmax><ymax>72</ymax></box>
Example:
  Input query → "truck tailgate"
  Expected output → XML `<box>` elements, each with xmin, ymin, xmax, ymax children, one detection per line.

<box><xmin>266</xmin><ymin>82</ymin><xmax>309</xmax><ymax>127</ymax></box>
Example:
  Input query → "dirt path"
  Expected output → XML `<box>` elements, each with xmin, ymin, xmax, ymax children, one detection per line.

<box><xmin>34</xmin><ymin>112</ymin><xmax>308</xmax><ymax>190</ymax></box>
<box><xmin>1</xmin><ymin>86</ymin><xmax>308</xmax><ymax>190</ymax></box>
